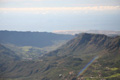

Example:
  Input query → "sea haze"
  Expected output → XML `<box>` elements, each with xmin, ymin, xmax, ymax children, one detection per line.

<box><xmin>0</xmin><ymin>12</ymin><xmax>120</xmax><ymax>31</ymax></box>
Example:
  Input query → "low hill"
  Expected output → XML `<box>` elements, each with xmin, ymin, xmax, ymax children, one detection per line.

<box><xmin>0</xmin><ymin>31</ymin><xmax>74</xmax><ymax>47</ymax></box>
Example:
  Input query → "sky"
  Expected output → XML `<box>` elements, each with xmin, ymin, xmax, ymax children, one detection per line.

<box><xmin>0</xmin><ymin>0</ymin><xmax>120</xmax><ymax>32</ymax></box>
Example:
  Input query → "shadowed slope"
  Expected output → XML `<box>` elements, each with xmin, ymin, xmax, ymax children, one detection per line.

<box><xmin>0</xmin><ymin>31</ymin><xmax>74</xmax><ymax>47</ymax></box>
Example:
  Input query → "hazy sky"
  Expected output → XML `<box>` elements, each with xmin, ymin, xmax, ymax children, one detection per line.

<box><xmin>0</xmin><ymin>0</ymin><xmax>120</xmax><ymax>32</ymax></box>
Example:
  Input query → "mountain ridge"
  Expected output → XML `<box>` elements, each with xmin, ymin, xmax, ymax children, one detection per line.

<box><xmin>0</xmin><ymin>33</ymin><xmax>120</xmax><ymax>80</ymax></box>
<box><xmin>0</xmin><ymin>30</ymin><xmax>74</xmax><ymax>48</ymax></box>
<box><xmin>45</xmin><ymin>33</ymin><xmax>120</xmax><ymax>57</ymax></box>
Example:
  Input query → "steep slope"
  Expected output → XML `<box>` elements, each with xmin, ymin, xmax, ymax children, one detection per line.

<box><xmin>0</xmin><ymin>31</ymin><xmax>74</xmax><ymax>47</ymax></box>
<box><xmin>45</xmin><ymin>33</ymin><xmax>120</xmax><ymax>58</ymax></box>
<box><xmin>0</xmin><ymin>44</ymin><xmax>19</xmax><ymax>61</ymax></box>
<box><xmin>0</xmin><ymin>33</ymin><xmax>120</xmax><ymax>80</ymax></box>
<box><xmin>40</xmin><ymin>33</ymin><xmax>120</xmax><ymax>80</ymax></box>
<box><xmin>0</xmin><ymin>44</ymin><xmax>20</xmax><ymax>78</ymax></box>
<box><xmin>83</xmin><ymin>52</ymin><xmax>120</xmax><ymax>80</ymax></box>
